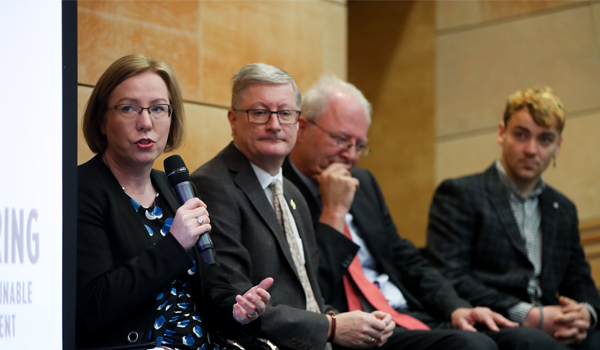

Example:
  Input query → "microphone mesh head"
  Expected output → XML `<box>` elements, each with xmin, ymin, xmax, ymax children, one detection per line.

<box><xmin>164</xmin><ymin>155</ymin><xmax>189</xmax><ymax>186</ymax></box>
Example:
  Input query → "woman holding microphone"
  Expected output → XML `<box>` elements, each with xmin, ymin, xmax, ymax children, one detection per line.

<box><xmin>77</xmin><ymin>54</ymin><xmax>272</xmax><ymax>349</ymax></box>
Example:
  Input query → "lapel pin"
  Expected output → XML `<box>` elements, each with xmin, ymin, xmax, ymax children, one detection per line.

<box><xmin>553</xmin><ymin>202</ymin><xmax>559</xmax><ymax>209</ymax></box>
<box><xmin>290</xmin><ymin>199</ymin><xmax>296</xmax><ymax>210</ymax></box>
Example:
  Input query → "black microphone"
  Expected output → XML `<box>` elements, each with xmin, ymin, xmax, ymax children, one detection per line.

<box><xmin>164</xmin><ymin>155</ymin><xmax>216</xmax><ymax>265</ymax></box>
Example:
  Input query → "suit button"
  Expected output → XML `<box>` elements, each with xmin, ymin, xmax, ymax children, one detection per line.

<box><xmin>127</xmin><ymin>331</ymin><xmax>139</xmax><ymax>343</ymax></box>
<box><xmin>292</xmin><ymin>338</ymin><xmax>298</xmax><ymax>345</ymax></box>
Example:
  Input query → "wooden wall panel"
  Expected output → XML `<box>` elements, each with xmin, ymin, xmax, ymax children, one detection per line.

<box><xmin>436</xmin><ymin>1</ymin><xmax>483</xmax><ymax>31</ymax></box>
<box><xmin>322</xmin><ymin>3</ymin><xmax>348</xmax><ymax>79</ymax></box>
<box><xmin>581</xmin><ymin>219</ymin><xmax>600</xmax><ymax>290</ymax></box>
<box><xmin>78</xmin><ymin>0</ymin><xmax>346</xmax><ymax>107</ymax></box>
<box><xmin>349</xmin><ymin>1</ymin><xmax>435</xmax><ymax>246</ymax></box>
<box><xmin>78</xmin><ymin>2</ymin><xmax>201</xmax><ymax>99</ymax></box>
<box><xmin>435</xmin><ymin>130</ymin><xmax>498</xmax><ymax>185</ymax></box>
<box><xmin>78</xmin><ymin>1</ymin><xmax>199</xmax><ymax>32</ymax></box>
<box><xmin>437</xmin><ymin>0</ymin><xmax>581</xmax><ymax>31</ymax></box>
<box><xmin>78</xmin><ymin>0</ymin><xmax>347</xmax><ymax>172</ymax></box>
<box><xmin>593</xmin><ymin>3</ymin><xmax>600</xmax><ymax>48</ymax></box>
<box><xmin>77</xmin><ymin>86</ymin><xmax>95</xmax><ymax>165</ymax></box>
<box><xmin>199</xmin><ymin>0</ymin><xmax>346</xmax><ymax>107</ymax></box>
<box><xmin>437</xmin><ymin>5</ymin><xmax>600</xmax><ymax>137</ymax></box>
<box><xmin>478</xmin><ymin>0</ymin><xmax>583</xmax><ymax>22</ymax></box>
<box><xmin>155</xmin><ymin>104</ymin><xmax>231</xmax><ymax>173</ymax></box>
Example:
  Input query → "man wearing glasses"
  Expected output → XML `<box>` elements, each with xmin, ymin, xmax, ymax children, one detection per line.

<box><xmin>191</xmin><ymin>64</ymin><xmax>395</xmax><ymax>350</ymax></box>
<box><xmin>283</xmin><ymin>76</ymin><xmax>561</xmax><ymax>350</ymax></box>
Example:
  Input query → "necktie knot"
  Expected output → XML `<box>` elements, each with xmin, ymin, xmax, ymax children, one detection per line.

<box><xmin>270</xmin><ymin>179</ymin><xmax>283</xmax><ymax>197</ymax></box>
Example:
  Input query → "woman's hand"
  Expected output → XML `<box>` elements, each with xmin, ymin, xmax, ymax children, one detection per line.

<box><xmin>233</xmin><ymin>277</ymin><xmax>274</xmax><ymax>324</ymax></box>
<box><xmin>170</xmin><ymin>198</ymin><xmax>211</xmax><ymax>251</ymax></box>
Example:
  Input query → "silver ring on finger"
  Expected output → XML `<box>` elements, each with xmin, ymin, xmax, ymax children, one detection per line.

<box><xmin>369</xmin><ymin>337</ymin><xmax>376</xmax><ymax>344</ymax></box>
<box><xmin>248</xmin><ymin>313</ymin><xmax>259</xmax><ymax>319</ymax></box>
<box><xmin>197</xmin><ymin>217</ymin><xmax>204</xmax><ymax>225</ymax></box>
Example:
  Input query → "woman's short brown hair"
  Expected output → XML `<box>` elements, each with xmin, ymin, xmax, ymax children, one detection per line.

<box><xmin>83</xmin><ymin>54</ymin><xmax>185</xmax><ymax>154</ymax></box>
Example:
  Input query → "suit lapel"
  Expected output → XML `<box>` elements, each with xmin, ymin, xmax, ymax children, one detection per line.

<box><xmin>97</xmin><ymin>155</ymin><xmax>155</xmax><ymax>251</ymax></box>
<box><xmin>348</xmin><ymin>173</ymin><xmax>386</xmax><ymax>250</ymax></box>
<box><xmin>151</xmin><ymin>169</ymin><xmax>181</xmax><ymax>214</ymax></box>
<box><xmin>485</xmin><ymin>166</ymin><xmax>529</xmax><ymax>259</ymax></box>
<box><xmin>282</xmin><ymin>157</ymin><xmax>321</xmax><ymax>223</ymax></box>
<box><xmin>348</xmin><ymin>191</ymin><xmax>372</xmax><ymax>241</ymax></box>
<box><xmin>223</xmin><ymin>144</ymin><xmax>299</xmax><ymax>277</ymax></box>
<box><xmin>539</xmin><ymin>190</ymin><xmax>559</xmax><ymax>284</ymax></box>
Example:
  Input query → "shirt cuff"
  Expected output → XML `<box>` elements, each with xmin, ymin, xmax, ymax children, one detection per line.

<box><xmin>508</xmin><ymin>302</ymin><xmax>534</xmax><ymax>325</ymax></box>
<box><xmin>581</xmin><ymin>302</ymin><xmax>598</xmax><ymax>328</ymax></box>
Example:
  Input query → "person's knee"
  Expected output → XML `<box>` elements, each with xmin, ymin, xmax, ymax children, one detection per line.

<box><xmin>449</xmin><ymin>331</ymin><xmax>498</xmax><ymax>350</ymax></box>
<box><xmin>575</xmin><ymin>327</ymin><xmax>600</xmax><ymax>350</ymax></box>
<box><xmin>488</xmin><ymin>327</ymin><xmax>559</xmax><ymax>350</ymax></box>
<box><xmin>509</xmin><ymin>328</ymin><xmax>556</xmax><ymax>349</ymax></box>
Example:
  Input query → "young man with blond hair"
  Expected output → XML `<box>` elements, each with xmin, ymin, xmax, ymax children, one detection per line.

<box><xmin>427</xmin><ymin>87</ymin><xmax>600</xmax><ymax>349</ymax></box>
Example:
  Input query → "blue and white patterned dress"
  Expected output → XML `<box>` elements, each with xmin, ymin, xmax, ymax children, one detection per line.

<box><xmin>130</xmin><ymin>193</ymin><xmax>220</xmax><ymax>350</ymax></box>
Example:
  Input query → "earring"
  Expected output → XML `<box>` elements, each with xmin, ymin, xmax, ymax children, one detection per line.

<box><xmin>553</xmin><ymin>157</ymin><xmax>556</xmax><ymax>168</ymax></box>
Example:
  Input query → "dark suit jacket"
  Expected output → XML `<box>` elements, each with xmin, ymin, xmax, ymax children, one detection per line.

<box><xmin>77</xmin><ymin>153</ymin><xmax>258</xmax><ymax>348</ymax></box>
<box><xmin>426</xmin><ymin>164</ymin><xmax>600</xmax><ymax>325</ymax></box>
<box><xmin>282</xmin><ymin>159</ymin><xmax>472</xmax><ymax>323</ymax></box>
<box><xmin>191</xmin><ymin>143</ymin><xmax>331</xmax><ymax>350</ymax></box>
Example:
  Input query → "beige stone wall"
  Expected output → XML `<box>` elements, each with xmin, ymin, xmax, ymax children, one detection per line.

<box><xmin>349</xmin><ymin>1</ymin><xmax>435</xmax><ymax>247</ymax></box>
<box><xmin>77</xmin><ymin>0</ymin><xmax>347</xmax><ymax>173</ymax></box>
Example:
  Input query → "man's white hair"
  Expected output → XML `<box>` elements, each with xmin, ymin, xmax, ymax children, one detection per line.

<box><xmin>301</xmin><ymin>75</ymin><xmax>371</xmax><ymax>125</ymax></box>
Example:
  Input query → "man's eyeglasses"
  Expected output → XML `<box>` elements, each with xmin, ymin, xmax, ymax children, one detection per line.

<box><xmin>234</xmin><ymin>109</ymin><xmax>301</xmax><ymax>125</ymax></box>
<box><xmin>307</xmin><ymin>119</ymin><xmax>371</xmax><ymax>157</ymax></box>
<box><xmin>113</xmin><ymin>104</ymin><xmax>173</xmax><ymax>120</ymax></box>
